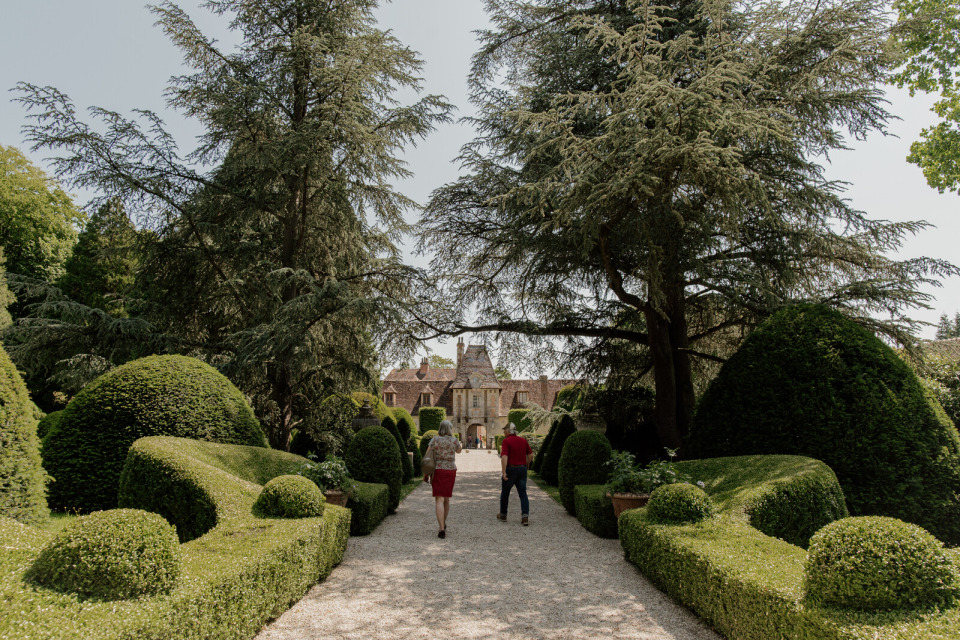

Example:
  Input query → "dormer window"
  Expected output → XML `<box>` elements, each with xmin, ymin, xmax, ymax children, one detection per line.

<box><xmin>384</xmin><ymin>392</ymin><xmax>395</xmax><ymax>407</ymax></box>
<box><xmin>420</xmin><ymin>393</ymin><xmax>432</xmax><ymax>406</ymax></box>
<box><xmin>517</xmin><ymin>391</ymin><xmax>529</xmax><ymax>404</ymax></box>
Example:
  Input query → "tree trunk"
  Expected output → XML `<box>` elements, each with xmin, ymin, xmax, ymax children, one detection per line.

<box><xmin>644</xmin><ymin>286</ymin><xmax>694</xmax><ymax>455</ymax></box>
<box><xmin>267</xmin><ymin>363</ymin><xmax>295</xmax><ymax>451</ymax></box>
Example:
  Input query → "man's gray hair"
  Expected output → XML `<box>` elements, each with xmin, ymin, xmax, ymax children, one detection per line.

<box><xmin>438</xmin><ymin>420</ymin><xmax>454</xmax><ymax>437</ymax></box>
<box><xmin>505</xmin><ymin>422</ymin><xmax>517</xmax><ymax>435</ymax></box>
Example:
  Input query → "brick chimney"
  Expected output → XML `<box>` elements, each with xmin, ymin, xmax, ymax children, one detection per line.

<box><xmin>419</xmin><ymin>357</ymin><xmax>429</xmax><ymax>377</ymax></box>
<box><xmin>457</xmin><ymin>338</ymin><xmax>464</xmax><ymax>367</ymax></box>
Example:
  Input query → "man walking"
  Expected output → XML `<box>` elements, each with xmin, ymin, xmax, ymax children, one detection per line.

<box><xmin>497</xmin><ymin>423</ymin><xmax>533</xmax><ymax>525</ymax></box>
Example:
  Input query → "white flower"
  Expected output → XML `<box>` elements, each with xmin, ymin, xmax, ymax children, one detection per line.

<box><xmin>696</xmin><ymin>480</ymin><xmax>706</xmax><ymax>489</ymax></box>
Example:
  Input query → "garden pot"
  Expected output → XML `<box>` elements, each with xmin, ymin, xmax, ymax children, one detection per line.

<box><xmin>323</xmin><ymin>490</ymin><xmax>349</xmax><ymax>508</ymax></box>
<box><xmin>607</xmin><ymin>492</ymin><xmax>650</xmax><ymax>518</ymax></box>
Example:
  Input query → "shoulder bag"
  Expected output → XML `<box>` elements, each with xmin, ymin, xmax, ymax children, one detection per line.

<box><xmin>421</xmin><ymin>443</ymin><xmax>437</xmax><ymax>477</ymax></box>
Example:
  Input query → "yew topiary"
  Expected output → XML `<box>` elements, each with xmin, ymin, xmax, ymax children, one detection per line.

<box><xmin>345</xmin><ymin>426</ymin><xmax>402</xmax><ymax>512</ymax></box>
<box><xmin>558</xmin><ymin>430</ymin><xmax>612</xmax><ymax>515</ymax></box>
<box><xmin>393</xmin><ymin>407</ymin><xmax>416</xmax><ymax>441</ymax></box>
<box><xmin>419</xmin><ymin>430</ymin><xmax>438</xmax><ymax>458</ymax></box>
<box><xmin>689</xmin><ymin>304</ymin><xmax>960</xmax><ymax>545</ymax></box>
<box><xmin>36</xmin><ymin>409</ymin><xmax>63</xmax><ymax>442</ymax></box>
<box><xmin>540</xmin><ymin>414</ymin><xmax>576</xmax><ymax>486</ymax></box>
<box><xmin>42</xmin><ymin>355</ymin><xmax>266</xmax><ymax>513</ymax></box>
<box><xmin>382</xmin><ymin>415</ymin><xmax>412</xmax><ymax>483</ymax></box>
<box><xmin>418</xmin><ymin>407</ymin><xmax>444</xmax><ymax>434</ymax></box>
<box><xmin>804</xmin><ymin>516</ymin><xmax>959</xmax><ymax>612</ymax></box>
<box><xmin>647</xmin><ymin>483</ymin><xmax>714</xmax><ymax>525</ymax></box>
<box><xmin>253</xmin><ymin>475</ymin><xmax>325</xmax><ymax>518</ymax></box>
<box><xmin>532</xmin><ymin>418</ymin><xmax>558</xmax><ymax>473</ymax></box>
<box><xmin>0</xmin><ymin>344</ymin><xmax>48</xmax><ymax>525</ymax></box>
<box><xmin>27</xmin><ymin>508</ymin><xmax>181</xmax><ymax>600</ymax></box>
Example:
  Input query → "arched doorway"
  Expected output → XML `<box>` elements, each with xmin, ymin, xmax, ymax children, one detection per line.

<box><xmin>466</xmin><ymin>423</ymin><xmax>486</xmax><ymax>448</ymax></box>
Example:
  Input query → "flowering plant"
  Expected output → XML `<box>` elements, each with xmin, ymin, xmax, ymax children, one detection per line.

<box><xmin>606</xmin><ymin>448</ymin><xmax>691</xmax><ymax>495</ymax></box>
<box><xmin>298</xmin><ymin>455</ymin><xmax>355</xmax><ymax>493</ymax></box>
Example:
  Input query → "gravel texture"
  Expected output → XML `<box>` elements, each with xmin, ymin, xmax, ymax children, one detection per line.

<box><xmin>256</xmin><ymin>449</ymin><xmax>720</xmax><ymax>640</ymax></box>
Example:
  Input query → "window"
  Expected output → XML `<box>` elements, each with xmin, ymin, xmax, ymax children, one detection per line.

<box><xmin>517</xmin><ymin>391</ymin><xmax>529</xmax><ymax>404</ymax></box>
<box><xmin>420</xmin><ymin>393</ymin><xmax>432</xmax><ymax>406</ymax></box>
<box><xmin>473</xmin><ymin>395</ymin><xmax>480</xmax><ymax>408</ymax></box>
<box><xmin>384</xmin><ymin>393</ymin><xmax>395</xmax><ymax>407</ymax></box>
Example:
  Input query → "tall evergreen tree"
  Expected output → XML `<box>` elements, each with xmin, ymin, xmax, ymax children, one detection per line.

<box><xmin>420</xmin><ymin>0</ymin><xmax>955</xmax><ymax>450</ymax></box>
<box><xmin>15</xmin><ymin>0</ymin><xmax>450</xmax><ymax>449</ymax></box>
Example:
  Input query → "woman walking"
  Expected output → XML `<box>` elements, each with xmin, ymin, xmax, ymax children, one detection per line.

<box><xmin>425</xmin><ymin>420</ymin><xmax>462</xmax><ymax>538</ymax></box>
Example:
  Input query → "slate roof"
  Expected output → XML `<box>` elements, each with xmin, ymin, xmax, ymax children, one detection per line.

<box><xmin>450</xmin><ymin>344</ymin><xmax>501</xmax><ymax>389</ymax></box>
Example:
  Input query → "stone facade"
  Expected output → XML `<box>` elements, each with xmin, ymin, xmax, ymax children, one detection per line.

<box><xmin>382</xmin><ymin>339</ymin><xmax>578</xmax><ymax>445</ymax></box>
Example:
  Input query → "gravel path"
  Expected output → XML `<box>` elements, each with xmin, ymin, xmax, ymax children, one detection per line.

<box><xmin>256</xmin><ymin>450</ymin><xmax>720</xmax><ymax>640</ymax></box>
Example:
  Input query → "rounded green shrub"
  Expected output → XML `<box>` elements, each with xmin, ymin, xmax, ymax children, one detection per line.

<box><xmin>689</xmin><ymin>304</ymin><xmax>960</xmax><ymax>545</ymax></box>
<box><xmin>804</xmin><ymin>516</ymin><xmax>959</xmax><ymax>612</ymax></box>
<box><xmin>36</xmin><ymin>409</ymin><xmax>63</xmax><ymax>442</ymax></box>
<box><xmin>647</xmin><ymin>483</ymin><xmax>714</xmax><ymax>525</ymax></box>
<box><xmin>346</xmin><ymin>426</ymin><xmax>402</xmax><ymax>512</ymax></box>
<box><xmin>540</xmin><ymin>414</ymin><xmax>576</xmax><ymax>486</ymax></box>
<box><xmin>253</xmin><ymin>475</ymin><xmax>325</xmax><ymax>518</ymax></box>
<box><xmin>419</xmin><ymin>430</ymin><xmax>438</xmax><ymax>458</ymax></box>
<box><xmin>42</xmin><ymin>355</ymin><xmax>266</xmax><ymax>513</ymax></box>
<box><xmin>418</xmin><ymin>407</ymin><xmax>445</xmax><ymax>434</ymax></box>
<box><xmin>0</xmin><ymin>344</ymin><xmax>48</xmax><ymax>525</ymax></box>
<box><xmin>382</xmin><ymin>415</ymin><xmax>412</xmax><ymax>483</ymax></box>
<box><xmin>27</xmin><ymin>508</ymin><xmax>181</xmax><ymax>600</ymax></box>
<box><xmin>393</xmin><ymin>408</ymin><xmax>416</xmax><ymax>441</ymax></box>
<box><xmin>558</xmin><ymin>430</ymin><xmax>612</xmax><ymax>515</ymax></box>
<box><xmin>351</xmin><ymin>392</ymin><xmax>391</xmax><ymax>420</ymax></box>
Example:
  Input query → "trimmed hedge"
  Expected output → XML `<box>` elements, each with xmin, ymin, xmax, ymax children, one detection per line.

<box><xmin>805</xmin><ymin>516</ymin><xmax>959</xmax><ymax>612</ymax></box>
<box><xmin>508</xmin><ymin>408</ymin><xmax>532</xmax><ymax>432</ymax></box>
<box><xmin>3</xmin><ymin>435</ymin><xmax>350</xmax><ymax>640</ymax></box>
<box><xmin>419</xmin><ymin>430</ymin><xmax>438</xmax><ymax>458</ymax></box>
<box><xmin>346</xmin><ymin>481</ymin><xmax>389</xmax><ymax>536</ymax></box>
<box><xmin>532</xmin><ymin>418</ymin><xmax>558</xmax><ymax>473</ymax></box>
<box><xmin>540</xmin><ymin>414</ymin><xmax>576</xmax><ymax>486</ymax></box>
<box><xmin>574</xmin><ymin>485</ymin><xmax>618</xmax><ymax>538</ymax></box>
<box><xmin>351</xmin><ymin>392</ymin><xmax>391</xmax><ymax>420</ymax></box>
<box><xmin>346</xmin><ymin>426</ymin><xmax>402</xmax><ymax>513</ymax></box>
<box><xmin>26</xmin><ymin>509</ymin><xmax>181</xmax><ymax>600</ymax></box>
<box><xmin>0</xmin><ymin>344</ymin><xmax>48</xmax><ymax>526</ymax></box>
<box><xmin>418</xmin><ymin>407</ymin><xmax>445</xmax><ymax>434</ymax></box>
<box><xmin>254</xmin><ymin>475</ymin><xmax>326</xmax><ymax>519</ymax></box>
<box><xmin>409</xmin><ymin>436</ymin><xmax>422</xmax><ymax>476</ymax></box>
<box><xmin>36</xmin><ymin>409</ymin><xmax>63</xmax><ymax>442</ymax></box>
<box><xmin>393</xmin><ymin>407</ymin><xmax>416</xmax><ymax>441</ymax></box>
<box><xmin>689</xmin><ymin>303</ymin><xmax>960</xmax><ymax>545</ymax></box>
<box><xmin>382</xmin><ymin>416</ymin><xmax>413</xmax><ymax>483</ymax></box>
<box><xmin>558</xmin><ymin>430</ymin><xmax>612</xmax><ymax>515</ymax></box>
<box><xmin>43</xmin><ymin>355</ymin><xmax>265</xmax><ymax>513</ymax></box>
<box><xmin>647</xmin><ymin>483</ymin><xmax>713</xmax><ymax>525</ymax></box>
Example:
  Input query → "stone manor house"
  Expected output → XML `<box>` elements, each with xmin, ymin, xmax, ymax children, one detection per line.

<box><xmin>381</xmin><ymin>339</ymin><xmax>577</xmax><ymax>445</ymax></box>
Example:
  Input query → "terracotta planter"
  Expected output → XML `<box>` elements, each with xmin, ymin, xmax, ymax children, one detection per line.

<box><xmin>323</xmin><ymin>490</ymin><xmax>350</xmax><ymax>508</ymax></box>
<box><xmin>607</xmin><ymin>492</ymin><xmax>650</xmax><ymax>518</ymax></box>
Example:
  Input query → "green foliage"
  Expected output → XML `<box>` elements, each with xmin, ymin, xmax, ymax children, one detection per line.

<box><xmin>540</xmin><ymin>414</ymin><xmax>575</xmax><ymax>486</ymax></box>
<box><xmin>44</xmin><ymin>354</ymin><xmax>265</xmax><ymax>513</ymax></box>
<box><xmin>346</xmin><ymin>481</ymin><xmax>389</xmax><ymax>536</ymax></box>
<box><xmin>646</xmin><ymin>483</ymin><xmax>714</xmax><ymax>525</ymax></box>
<box><xmin>419</xmin><ymin>430</ymin><xmax>438</xmax><ymax>458</ymax></box>
<box><xmin>0</xmin><ymin>144</ymin><xmax>83</xmax><ymax>281</ymax></box>
<box><xmin>345</xmin><ymin>426</ymin><xmax>402</xmax><ymax>513</ymax></box>
<box><xmin>393</xmin><ymin>407</ymin><xmax>416</xmax><ymax>441</ymax></box>
<box><xmin>410</xmin><ymin>435</ymin><xmax>422</xmax><ymax>475</ymax></box>
<box><xmin>573</xmin><ymin>485</ymin><xmax>618</xmax><ymax>538</ymax></box>
<box><xmin>805</xmin><ymin>516</ymin><xmax>959</xmax><ymax>612</ymax></box>
<box><xmin>554</xmin><ymin>385</ymin><xmax>584</xmax><ymax>412</ymax></box>
<box><xmin>935</xmin><ymin>312</ymin><xmax>960</xmax><ymax>340</ymax></box>
<box><xmin>920</xmin><ymin>356</ymin><xmax>960</xmax><ymax>430</ymax></box>
<box><xmin>290</xmin><ymin>393</ymin><xmax>358</xmax><ymax>460</ymax></box>
<box><xmin>9</xmin><ymin>434</ymin><xmax>351</xmax><ymax>639</ymax></box>
<box><xmin>418</xmin><ymin>406</ymin><xmax>445</xmax><ymax>434</ymax></box>
<box><xmin>56</xmin><ymin>200</ymin><xmax>139</xmax><ymax>317</ymax></box>
<box><xmin>0</xmin><ymin>247</ymin><xmax>14</xmax><ymax>330</ymax></box>
<box><xmin>382</xmin><ymin>415</ymin><xmax>413</xmax><ymax>483</ymax></box>
<box><xmin>557</xmin><ymin>430</ymin><xmax>612</xmax><ymax>515</ymax></box>
<box><xmin>253</xmin><ymin>475</ymin><xmax>325</xmax><ymax>519</ymax></box>
<box><xmin>531</xmin><ymin>418</ymin><xmax>558</xmax><ymax>473</ymax></box>
<box><xmin>26</xmin><ymin>509</ymin><xmax>181</xmax><ymax>601</ymax></box>
<box><xmin>508</xmin><ymin>408</ymin><xmax>532</xmax><ymax>432</ymax></box>
<box><xmin>353</xmin><ymin>392</ymin><xmax>391</xmax><ymax>420</ymax></box>
<box><xmin>690</xmin><ymin>304</ymin><xmax>960</xmax><ymax>545</ymax></box>
<box><xmin>35</xmin><ymin>409</ymin><xmax>62</xmax><ymax>442</ymax></box>
<box><xmin>0</xmin><ymin>343</ymin><xmax>48</xmax><ymax>525</ymax></box>
<box><xmin>893</xmin><ymin>0</ymin><xmax>960</xmax><ymax>194</ymax></box>
<box><xmin>297</xmin><ymin>455</ymin><xmax>355</xmax><ymax>493</ymax></box>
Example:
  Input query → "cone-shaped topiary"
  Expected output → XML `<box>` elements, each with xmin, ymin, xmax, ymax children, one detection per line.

<box><xmin>393</xmin><ymin>407</ymin><xmax>416</xmax><ymax>441</ymax></box>
<box><xmin>804</xmin><ymin>516</ymin><xmax>959</xmax><ymax>612</ymax></box>
<box><xmin>253</xmin><ymin>475</ymin><xmax>325</xmax><ymax>518</ymax></box>
<box><xmin>409</xmin><ymin>435</ymin><xmax>422</xmax><ymax>475</ymax></box>
<box><xmin>540</xmin><ymin>414</ymin><xmax>576</xmax><ymax>486</ymax></box>
<box><xmin>532</xmin><ymin>418</ymin><xmax>558</xmax><ymax>473</ymax></box>
<box><xmin>0</xmin><ymin>344</ymin><xmax>48</xmax><ymax>525</ymax></box>
<box><xmin>647</xmin><ymin>483</ymin><xmax>714</xmax><ymax>525</ymax></box>
<box><xmin>689</xmin><ymin>304</ymin><xmax>960</xmax><ymax>545</ymax></box>
<box><xmin>382</xmin><ymin>415</ymin><xmax>412</xmax><ymax>483</ymax></box>
<box><xmin>27</xmin><ymin>508</ymin><xmax>181</xmax><ymax>600</ymax></box>
<box><xmin>346</xmin><ymin>426</ymin><xmax>402</xmax><ymax>512</ymax></box>
<box><xmin>558</xmin><ymin>430</ymin><xmax>612</xmax><ymax>515</ymax></box>
<box><xmin>42</xmin><ymin>355</ymin><xmax>266</xmax><ymax>513</ymax></box>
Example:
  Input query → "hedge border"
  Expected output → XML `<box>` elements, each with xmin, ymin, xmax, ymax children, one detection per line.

<box><xmin>574</xmin><ymin>485</ymin><xmax>618</xmax><ymax>538</ymax></box>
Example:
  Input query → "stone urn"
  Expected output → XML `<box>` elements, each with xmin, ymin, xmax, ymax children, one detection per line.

<box><xmin>323</xmin><ymin>490</ymin><xmax>350</xmax><ymax>508</ymax></box>
<box><xmin>607</xmin><ymin>492</ymin><xmax>650</xmax><ymax>518</ymax></box>
<box><xmin>351</xmin><ymin>399</ymin><xmax>381</xmax><ymax>432</ymax></box>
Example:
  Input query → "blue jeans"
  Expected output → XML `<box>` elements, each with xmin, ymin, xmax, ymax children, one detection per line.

<box><xmin>500</xmin><ymin>466</ymin><xmax>529</xmax><ymax>517</ymax></box>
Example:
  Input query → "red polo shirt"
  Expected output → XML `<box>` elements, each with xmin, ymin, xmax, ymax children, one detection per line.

<box><xmin>500</xmin><ymin>434</ymin><xmax>532</xmax><ymax>467</ymax></box>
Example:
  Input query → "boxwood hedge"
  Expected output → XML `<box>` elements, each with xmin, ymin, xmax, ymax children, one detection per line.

<box><xmin>540</xmin><ymin>414</ymin><xmax>576</xmax><ymax>486</ymax></box>
<box><xmin>418</xmin><ymin>407</ymin><xmax>445</xmax><ymax>434</ymax></box>
<box><xmin>557</xmin><ymin>430</ymin><xmax>612</xmax><ymax>515</ymax></box>
<box><xmin>573</xmin><ymin>485</ymin><xmax>618</xmax><ymax>538</ymax></box>
<box><xmin>346</xmin><ymin>426</ymin><xmax>401</xmax><ymax>512</ymax></box>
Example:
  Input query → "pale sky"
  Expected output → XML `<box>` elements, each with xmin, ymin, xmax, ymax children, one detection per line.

<box><xmin>1</xmin><ymin>1</ymin><xmax>957</xmax><ymax>371</ymax></box>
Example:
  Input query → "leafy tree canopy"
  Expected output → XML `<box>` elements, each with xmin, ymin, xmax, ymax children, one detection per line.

<box><xmin>420</xmin><ymin>0</ymin><xmax>956</xmax><ymax>450</ymax></box>
<box><xmin>936</xmin><ymin>312</ymin><xmax>960</xmax><ymax>339</ymax></box>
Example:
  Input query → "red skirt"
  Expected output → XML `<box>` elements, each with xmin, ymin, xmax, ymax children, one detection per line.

<box><xmin>432</xmin><ymin>469</ymin><xmax>457</xmax><ymax>498</ymax></box>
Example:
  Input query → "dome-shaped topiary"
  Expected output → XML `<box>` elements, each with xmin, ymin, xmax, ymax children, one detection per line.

<box><xmin>540</xmin><ymin>414</ymin><xmax>576</xmax><ymax>486</ymax></box>
<box><xmin>42</xmin><ymin>355</ymin><xmax>266</xmax><ymax>513</ymax></box>
<box><xmin>0</xmin><ymin>344</ymin><xmax>48</xmax><ymax>526</ymax></box>
<box><xmin>27</xmin><ymin>508</ymin><xmax>181</xmax><ymax>600</ymax></box>
<box><xmin>382</xmin><ymin>415</ymin><xmax>412</xmax><ymax>483</ymax></box>
<box><xmin>804</xmin><ymin>516</ymin><xmax>959</xmax><ymax>612</ymax></box>
<box><xmin>346</xmin><ymin>426</ymin><xmax>402</xmax><ymax>512</ymax></box>
<box><xmin>419</xmin><ymin>430</ymin><xmax>438</xmax><ymax>458</ymax></box>
<box><xmin>558</xmin><ymin>430</ymin><xmax>612</xmax><ymax>515</ymax></box>
<box><xmin>689</xmin><ymin>304</ymin><xmax>960</xmax><ymax>545</ymax></box>
<box><xmin>36</xmin><ymin>409</ymin><xmax>64</xmax><ymax>442</ymax></box>
<box><xmin>253</xmin><ymin>475</ymin><xmax>326</xmax><ymax>518</ymax></box>
<box><xmin>647</xmin><ymin>483</ymin><xmax>714</xmax><ymax>525</ymax></box>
